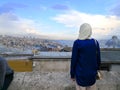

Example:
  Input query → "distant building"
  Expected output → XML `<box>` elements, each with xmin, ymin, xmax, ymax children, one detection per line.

<box><xmin>60</xmin><ymin>46</ymin><xmax>72</xmax><ymax>52</ymax></box>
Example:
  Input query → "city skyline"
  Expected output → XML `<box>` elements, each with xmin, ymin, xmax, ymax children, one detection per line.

<box><xmin>0</xmin><ymin>0</ymin><xmax>120</xmax><ymax>40</ymax></box>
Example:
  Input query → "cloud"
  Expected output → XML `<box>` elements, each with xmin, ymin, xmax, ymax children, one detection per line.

<box><xmin>51</xmin><ymin>4</ymin><xmax>69</xmax><ymax>10</ymax></box>
<box><xmin>0</xmin><ymin>12</ymin><xmax>41</xmax><ymax>35</ymax></box>
<box><xmin>0</xmin><ymin>12</ymin><xmax>64</xmax><ymax>40</ymax></box>
<box><xmin>0</xmin><ymin>2</ymin><xmax>27</xmax><ymax>14</ymax></box>
<box><xmin>110</xmin><ymin>3</ymin><xmax>120</xmax><ymax>17</ymax></box>
<box><xmin>52</xmin><ymin>10</ymin><xmax>120</xmax><ymax>39</ymax></box>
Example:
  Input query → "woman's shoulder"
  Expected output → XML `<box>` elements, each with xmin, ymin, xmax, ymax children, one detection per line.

<box><xmin>74</xmin><ymin>39</ymin><xmax>80</xmax><ymax>44</ymax></box>
<box><xmin>74</xmin><ymin>38</ymin><xmax>94</xmax><ymax>42</ymax></box>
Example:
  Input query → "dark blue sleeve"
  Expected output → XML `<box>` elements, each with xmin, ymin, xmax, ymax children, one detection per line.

<box><xmin>0</xmin><ymin>58</ymin><xmax>6</xmax><ymax>89</ymax></box>
<box><xmin>96</xmin><ymin>41</ymin><xmax>101</xmax><ymax>70</ymax></box>
<box><xmin>70</xmin><ymin>40</ymin><xmax>79</xmax><ymax>78</ymax></box>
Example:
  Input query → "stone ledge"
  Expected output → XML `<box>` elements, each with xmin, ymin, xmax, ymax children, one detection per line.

<box><xmin>8</xmin><ymin>71</ymin><xmax>120</xmax><ymax>90</ymax></box>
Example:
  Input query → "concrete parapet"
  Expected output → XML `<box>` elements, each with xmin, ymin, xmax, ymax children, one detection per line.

<box><xmin>33</xmin><ymin>60</ymin><xmax>70</xmax><ymax>72</ymax></box>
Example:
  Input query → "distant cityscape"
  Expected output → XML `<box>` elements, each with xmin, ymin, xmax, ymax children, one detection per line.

<box><xmin>0</xmin><ymin>35</ymin><xmax>120</xmax><ymax>54</ymax></box>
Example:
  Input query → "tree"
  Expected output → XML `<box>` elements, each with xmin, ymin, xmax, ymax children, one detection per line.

<box><xmin>106</xmin><ymin>36</ymin><xmax>120</xmax><ymax>48</ymax></box>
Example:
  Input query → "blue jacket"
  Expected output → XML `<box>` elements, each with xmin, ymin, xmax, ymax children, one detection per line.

<box><xmin>0</xmin><ymin>57</ymin><xmax>13</xmax><ymax>89</ymax></box>
<box><xmin>70</xmin><ymin>39</ymin><xmax>101</xmax><ymax>86</ymax></box>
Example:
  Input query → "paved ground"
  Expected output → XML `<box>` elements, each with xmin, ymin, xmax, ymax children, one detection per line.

<box><xmin>8</xmin><ymin>71</ymin><xmax>120</xmax><ymax>90</ymax></box>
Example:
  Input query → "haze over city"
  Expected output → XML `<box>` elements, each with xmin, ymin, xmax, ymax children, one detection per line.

<box><xmin>0</xmin><ymin>0</ymin><xmax>120</xmax><ymax>40</ymax></box>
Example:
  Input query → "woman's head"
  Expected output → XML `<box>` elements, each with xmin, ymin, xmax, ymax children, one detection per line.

<box><xmin>78</xmin><ymin>23</ymin><xmax>92</xmax><ymax>40</ymax></box>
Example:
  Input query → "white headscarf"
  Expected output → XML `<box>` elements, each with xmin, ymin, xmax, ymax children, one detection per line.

<box><xmin>78</xmin><ymin>23</ymin><xmax>92</xmax><ymax>40</ymax></box>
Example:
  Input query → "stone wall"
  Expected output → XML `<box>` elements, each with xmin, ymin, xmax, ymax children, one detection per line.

<box><xmin>33</xmin><ymin>60</ymin><xmax>70</xmax><ymax>72</ymax></box>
